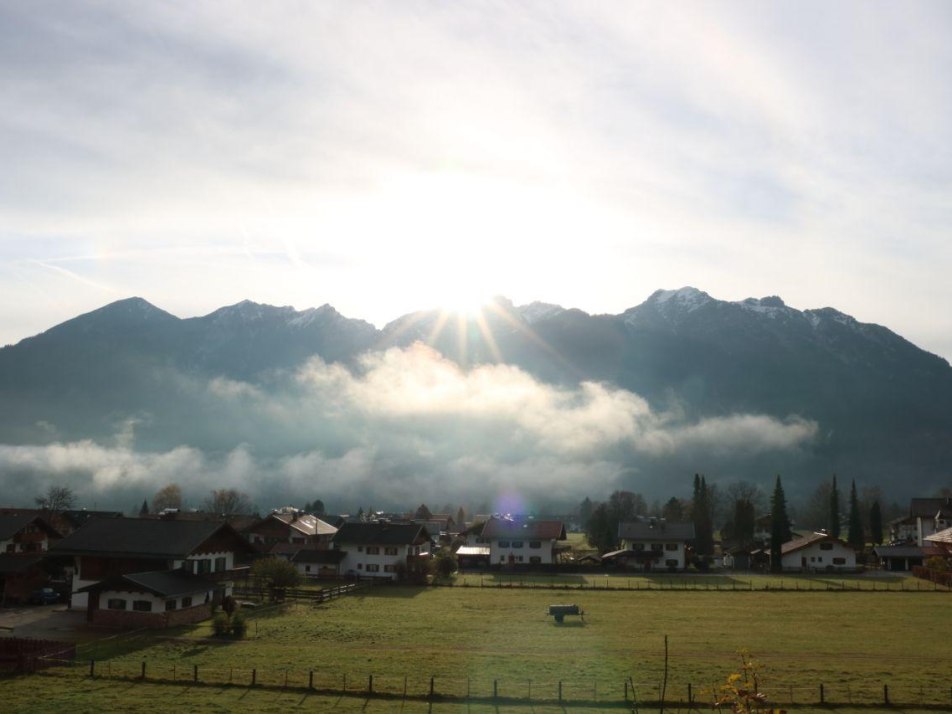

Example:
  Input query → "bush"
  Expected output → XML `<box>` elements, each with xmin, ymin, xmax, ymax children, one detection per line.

<box><xmin>230</xmin><ymin>611</ymin><xmax>248</xmax><ymax>638</ymax></box>
<box><xmin>212</xmin><ymin>612</ymin><xmax>230</xmax><ymax>636</ymax></box>
<box><xmin>925</xmin><ymin>555</ymin><xmax>948</xmax><ymax>572</ymax></box>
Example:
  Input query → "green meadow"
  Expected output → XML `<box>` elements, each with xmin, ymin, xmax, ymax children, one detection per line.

<box><xmin>4</xmin><ymin>576</ymin><xmax>952</xmax><ymax>711</ymax></box>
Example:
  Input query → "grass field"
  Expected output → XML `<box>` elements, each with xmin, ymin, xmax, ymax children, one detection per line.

<box><xmin>4</xmin><ymin>577</ymin><xmax>952</xmax><ymax>711</ymax></box>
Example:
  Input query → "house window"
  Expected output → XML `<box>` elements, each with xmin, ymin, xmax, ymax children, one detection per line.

<box><xmin>215</xmin><ymin>557</ymin><xmax>227</xmax><ymax>572</ymax></box>
<box><xmin>832</xmin><ymin>557</ymin><xmax>846</xmax><ymax>565</ymax></box>
<box><xmin>366</xmin><ymin>564</ymin><xmax>380</xmax><ymax>572</ymax></box>
<box><xmin>182</xmin><ymin>597</ymin><xmax>192</xmax><ymax>607</ymax></box>
<box><xmin>357</xmin><ymin>563</ymin><xmax>363</xmax><ymax>570</ymax></box>
<box><xmin>665</xmin><ymin>559</ymin><xmax>679</xmax><ymax>567</ymax></box>
<box><xmin>191</xmin><ymin>559</ymin><xmax>211</xmax><ymax>574</ymax></box>
<box><xmin>511</xmin><ymin>541</ymin><xmax>524</xmax><ymax>548</ymax></box>
<box><xmin>305</xmin><ymin>565</ymin><xmax>311</xmax><ymax>573</ymax></box>
<box><xmin>367</xmin><ymin>546</ymin><xmax>380</xmax><ymax>555</ymax></box>
<box><xmin>107</xmin><ymin>598</ymin><xmax>126</xmax><ymax>610</ymax></box>
<box><xmin>651</xmin><ymin>543</ymin><xmax>663</xmax><ymax>552</ymax></box>
<box><xmin>633</xmin><ymin>543</ymin><xmax>644</xmax><ymax>550</ymax></box>
<box><xmin>529</xmin><ymin>556</ymin><xmax>542</xmax><ymax>564</ymax></box>
<box><xmin>516</xmin><ymin>555</ymin><xmax>524</xmax><ymax>562</ymax></box>
<box><xmin>384</xmin><ymin>564</ymin><xmax>395</xmax><ymax>572</ymax></box>
<box><xmin>384</xmin><ymin>547</ymin><xmax>398</xmax><ymax>556</ymax></box>
<box><xmin>499</xmin><ymin>555</ymin><xmax>505</xmax><ymax>562</ymax></box>
<box><xmin>819</xmin><ymin>542</ymin><xmax>834</xmax><ymax>551</ymax></box>
<box><xmin>133</xmin><ymin>600</ymin><xmax>152</xmax><ymax>612</ymax></box>
<box><xmin>165</xmin><ymin>599</ymin><xmax>177</xmax><ymax>611</ymax></box>
<box><xmin>665</xmin><ymin>543</ymin><xmax>678</xmax><ymax>551</ymax></box>
<box><xmin>498</xmin><ymin>540</ymin><xmax>510</xmax><ymax>548</ymax></box>
<box><xmin>529</xmin><ymin>541</ymin><xmax>541</xmax><ymax>549</ymax></box>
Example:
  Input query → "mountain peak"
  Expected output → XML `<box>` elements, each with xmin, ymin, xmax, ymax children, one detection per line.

<box><xmin>646</xmin><ymin>287</ymin><xmax>713</xmax><ymax>311</ymax></box>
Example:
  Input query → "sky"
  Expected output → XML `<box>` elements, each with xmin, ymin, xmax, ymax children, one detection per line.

<box><xmin>2</xmin><ymin>1</ymin><xmax>951</xmax><ymax>362</ymax></box>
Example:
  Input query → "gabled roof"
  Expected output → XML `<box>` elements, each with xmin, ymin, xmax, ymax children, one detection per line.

<box><xmin>0</xmin><ymin>513</ymin><xmax>61</xmax><ymax>540</ymax></box>
<box><xmin>925</xmin><ymin>526</ymin><xmax>952</xmax><ymax>545</ymax></box>
<box><xmin>77</xmin><ymin>569</ymin><xmax>216</xmax><ymax>598</ymax></box>
<box><xmin>617</xmin><ymin>520</ymin><xmax>694</xmax><ymax>541</ymax></box>
<box><xmin>910</xmin><ymin>498</ymin><xmax>952</xmax><ymax>518</ymax></box>
<box><xmin>51</xmin><ymin>518</ymin><xmax>251</xmax><ymax>559</ymax></box>
<box><xmin>479</xmin><ymin>517</ymin><xmax>566</xmax><ymax>541</ymax></box>
<box><xmin>333</xmin><ymin>522</ymin><xmax>431</xmax><ymax>546</ymax></box>
<box><xmin>780</xmin><ymin>532</ymin><xmax>852</xmax><ymax>555</ymax></box>
<box><xmin>266</xmin><ymin>512</ymin><xmax>338</xmax><ymax>537</ymax></box>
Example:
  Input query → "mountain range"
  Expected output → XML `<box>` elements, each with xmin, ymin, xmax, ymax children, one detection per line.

<box><xmin>1</xmin><ymin>288</ymin><xmax>950</xmax><ymax>510</ymax></box>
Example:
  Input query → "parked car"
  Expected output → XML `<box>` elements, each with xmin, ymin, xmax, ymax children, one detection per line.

<box><xmin>29</xmin><ymin>587</ymin><xmax>59</xmax><ymax>605</ymax></box>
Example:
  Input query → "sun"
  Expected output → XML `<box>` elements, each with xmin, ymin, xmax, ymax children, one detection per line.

<box><xmin>438</xmin><ymin>288</ymin><xmax>492</xmax><ymax>318</ymax></box>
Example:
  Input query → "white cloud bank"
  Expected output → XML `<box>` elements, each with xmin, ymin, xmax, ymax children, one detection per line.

<box><xmin>0</xmin><ymin>345</ymin><xmax>818</xmax><ymax>509</ymax></box>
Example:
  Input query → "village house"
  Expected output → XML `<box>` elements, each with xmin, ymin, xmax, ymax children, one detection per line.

<box><xmin>50</xmin><ymin>517</ymin><xmax>254</xmax><ymax>610</ymax></box>
<box><xmin>0</xmin><ymin>513</ymin><xmax>61</xmax><ymax>554</ymax></box>
<box><xmin>333</xmin><ymin>522</ymin><xmax>432</xmax><ymax>581</ymax></box>
<box><xmin>909</xmin><ymin>497</ymin><xmax>952</xmax><ymax>546</ymax></box>
<box><xmin>244</xmin><ymin>508</ymin><xmax>338</xmax><ymax>553</ymax></box>
<box><xmin>290</xmin><ymin>548</ymin><xmax>347</xmax><ymax>579</ymax></box>
<box><xmin>478</xmin><ymin>516</ymin><xmax>567</xmax><ymax>567</ymax></box>
<box><xmin>76</xmin><ymin>570</ymin><xmax>219</xmax><ymax>628</ymax></box>
<box><xmin>607</xmin><ymin>518</ymin><xmax>695</xmax><ymax>571</ymax></box>
<box><xmin>780</xmin><ymin>532</ymin><xmax>856</xmax><ymax>572</ymax></box>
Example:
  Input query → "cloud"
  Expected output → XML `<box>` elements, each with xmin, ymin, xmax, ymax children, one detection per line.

<box><xmin>0</xmin><ymin>344</ymin><xmax>818</xmax><ymax>511</ymax></box>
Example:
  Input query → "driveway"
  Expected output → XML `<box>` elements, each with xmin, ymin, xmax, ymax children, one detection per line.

<box><xmin>0</xmin><ymin>605</ymin><xmax>88</xmax><ymax>640</ymax></box>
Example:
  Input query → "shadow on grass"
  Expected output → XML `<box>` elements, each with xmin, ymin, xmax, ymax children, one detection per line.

<box><xmin>351</xmin><ymin>586</ymin><xmax>427</xmax><ymax>600</ymax></box>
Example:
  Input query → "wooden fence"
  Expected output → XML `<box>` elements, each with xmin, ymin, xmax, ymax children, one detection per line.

<box><xmin>913</xmin><ymin>565</ymin><xmax>952</xmax><ymax>587</ymax></box>
<box><xmin>232</xmin><ymin>582</ymin><xmax>362</xmax><ymax>603</ymax></box>
<box><xmin>28</xmin><ymin>660</ymin><xmax>952</xmax><ymax>709</ymax></box>
<box><xmin>0</xmin><ymin>637</ymin><xmax>75</xmax><ymax>673</ymax></box>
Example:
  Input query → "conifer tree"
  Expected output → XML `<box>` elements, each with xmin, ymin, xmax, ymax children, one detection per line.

<box><xmin>847</xmin><ymin>480</ymin><xmax>864</xmax><ymax>550</ymax></box>
<box><xmin>869</xmin><ymin>500</ymin><xmax>883</xmax><ymax>545</ymax></box>
<box><xmin>692</xmin><ymin>474</ymin><xmax>714</xmax><ymax>557</ymax></box>
<box><xmin>770</xmin><ymin>475</ymin><xmax>792</xmax><ymax>573</ymax></box>
<box><xmin>828</xmin><ymin>474</ymin><xmax>841</xmax><ymax>538</ymax></box>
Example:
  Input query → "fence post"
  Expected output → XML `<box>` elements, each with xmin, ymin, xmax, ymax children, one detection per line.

<box><xmin>624</xmin><ymin>680</ymin><xmax>628</xmax><ymax>702</ymax></box>
<box><xmin>884</xmin><ymin>684</ymin><xmax>889</xmax><ymax>705</ymax></box>
<box><xmin>369</xmin><ymin>674</ymin><xmax>373</xmax><ymax>693</ymax></box>
<box><xmin>251</xmin><ymin>668</ymin><xmax>256</xmax><ymax>686</ymax></box>
<box><xmin>688</xmin><ymin>682</ymin><xmax>693</xmax><ymax>704</ymax></box>
<box><xmin>194</xmin><ymin>664</ymin><xmax>198</xmax><ymax>683</ymax></box>
<box><xmin>494</xmin><ymin>679</ymin><xmax>498</xmax><ymax>700</ymax></box>
<box><xmin>429</xmin><ymin>676</ymin><xmax>434</xmax><ymax>698</ymax></box>
<box><xmin>141</xmin><ymin>661</ymin><xmax>146</xmax><ymax>680</ymax></box>
<box><xmin>309</xmin><ymin>670</ymin><xmax>313</xmax><ymax>689</ymax></box>
<box><xmin>404</xmin><ymin>676</ymin><xmax>407</xmax><ymax>699</ymax></box>
<box><xmin>820</xmin><ymin>683</ymin><xmax>824</xmax><ymax>704</ymax></box>
<box><xmin>89</xmin><ymin>660</ymin><xmax>95</xmax><ymax>678</ymax></box>
<box><xmin>560</xmin><ymin>680</ymin><xmax>564</xmax><ymax>703</ymax></box>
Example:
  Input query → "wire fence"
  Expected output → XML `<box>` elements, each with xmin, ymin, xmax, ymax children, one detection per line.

<box><xmin>445</xmin><ymin>573</ymin><xmax>952</xmax><ymax>592</ymax></box>
<box><xmin>27</xmin><ymin>657</ymin><xmax>952</xmax><ymax>709</ymax></box>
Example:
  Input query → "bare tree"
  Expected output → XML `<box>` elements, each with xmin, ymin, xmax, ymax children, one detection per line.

<box><xmin>203</xmin><ymin>488</ymin><xmax>252</xmax><ymax>516</ymax></box>
<box><xmin>152</xmin><ymin>483</ymin><xmax>183</xmax><ymax>511</ymax></box>
<box><xmin>35</xmin><ymin>485</ymin><xmax>76</xmax><ymax>512</ymax></box>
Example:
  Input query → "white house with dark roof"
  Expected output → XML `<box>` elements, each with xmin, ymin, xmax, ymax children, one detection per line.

<box><xmin>333</xmin><ymin>522</ymin><xmax>432</xmax><ymax>580</ymax></box>
<box><xmin>77</xmin><ymin>570</ymin><xmax>219</xmax><ymax>628</ymax></box>
<box><xmin>478</xmin><ymin>516</ymin><xmax>567</xmax><ymax>566</ymax></box>
<box><xmin>780</xmin><ymin>532</ymin><xmax>856</xmax><ymax>571</ymax></box>
<box><xmin>244</xmin><ymin>509</ymin><xmax>338</xmax><ymax>551</ymax></box>
<box><xmin>612</xmin><ymin>519</ymin><xmax>695</xmax><ymax>571</ymax></box>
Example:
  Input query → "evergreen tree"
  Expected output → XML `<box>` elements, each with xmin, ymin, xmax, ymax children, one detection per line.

<box><xmin>139</xmin><ymin>499</ymin><xmax>149</xmax><ymax>516</ymax></box>
<box><xmin>733</xmin><ymin>498</ymin><xmax>756</xmax><ymax>547</ymax></box>
<box><xmin>584</xmin><ymin>503</ymin><xmax>616</xmax><ymax>553</ymax></box>
<box><xmin>578</xmin><ymin>497</ymin><xmax>594</xmax><ymax>525</ymax></box>
<box><xmin>770</xmin><ymin>475</ymin><xmax>792</xmax><ymax>573</ymax></box>
<box><xmin>662</xmin><ymin>496</ymin><xmax>684</xmax><ymax>521</ymax></box>
<box><xmin>869</xmin><ymin>500</ymin><xmax>883</xmax><ymax>545</ymax></box>
<box><xmin>692</xmin><ymin>474</ymin><xmax>714</xmax><ymax>557</ymax></box>
<box><xmin>828</xmin><ymin>474</ymin><xmax>841</xmax><ymax>538</ymax></box>
<box><xmin>847</xmin><ymin>480</ymin><xmax>864</xmax><ymax>550</ymax></box>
